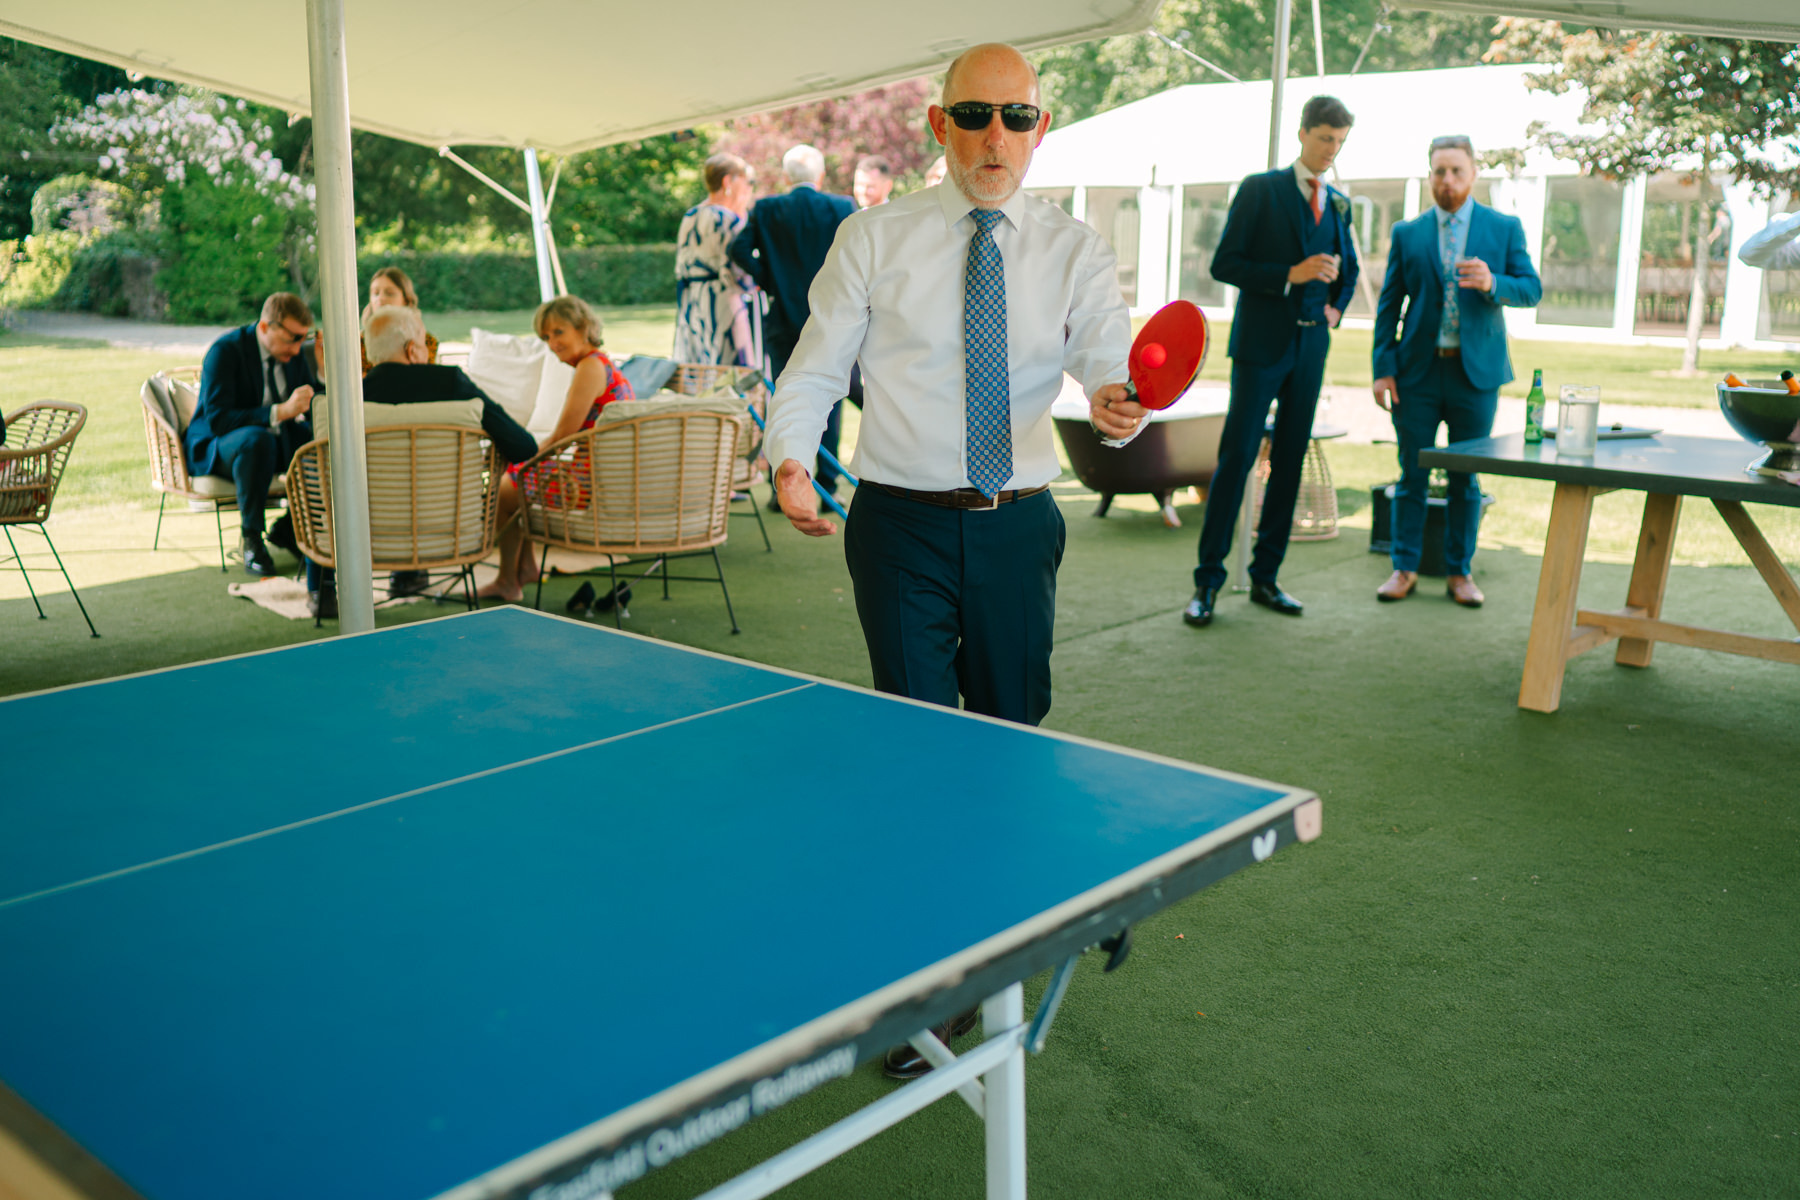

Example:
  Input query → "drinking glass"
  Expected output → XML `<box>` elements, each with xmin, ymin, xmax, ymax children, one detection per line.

<box><xmin>1557</xmin><ymin>385</ymin><xmax>1600</xmax><ymax>456</ymax></box>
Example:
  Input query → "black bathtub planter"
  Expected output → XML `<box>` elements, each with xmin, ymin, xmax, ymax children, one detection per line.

<box><xmin>1367</xmin><ymin>479</ymin><xmax>1497</xmax><ymax>577</ymax></box>
<box><xmin>1052</xmin><ymin>383</ymin><xmax>1230</xmax><ymax>527</ymax></box>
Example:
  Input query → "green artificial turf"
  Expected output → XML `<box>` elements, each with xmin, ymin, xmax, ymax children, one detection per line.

<box><xmin>4</xmin><ymin>319</ymin><xmax>1797</xmax><ymax>1199</ymax></box>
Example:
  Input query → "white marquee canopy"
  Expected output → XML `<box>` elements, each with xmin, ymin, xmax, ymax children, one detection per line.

<box><xmin>0</xmin><ymin>1</ymin><xmax>1163</xmax><ymax>154</ymax></box>
<box><xmin>1406</xmin><ymin>0</ymin><xmax>1800</xmax><ymax>42</ymax></box>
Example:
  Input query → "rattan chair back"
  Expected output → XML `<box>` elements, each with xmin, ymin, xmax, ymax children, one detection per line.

<box><xmin>519</xmin><ymin>410</ymin><xmax>743</xmax><ymax>555</ymax></box>
<box><xmin>0</xmin><ymin>402</ymin><xmax>86</xmax><ymax>524</ymax></box>
<box><xmin>670</xmin><ymin>362</ymin><xmax>765</xmax><ymax>487</ymax></box>
<box><xmin>288</xmin><ymin>425</ymin><xmax>500</xmax><ymax>570</ymax></box>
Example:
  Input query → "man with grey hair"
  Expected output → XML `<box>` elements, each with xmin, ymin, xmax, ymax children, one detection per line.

<box><xmin>301</xmin><ymin>305</ymin><xmax>537</xmax><ymax>617</ymax></box>
<box><xmin>729</xmin><ymin>143</ymin><xmax>856</xmax><ymax>499</ymax></box>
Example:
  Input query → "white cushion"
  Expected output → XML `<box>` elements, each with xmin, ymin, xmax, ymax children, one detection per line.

<box><xmin>465</xmin><ymin>327</ymin><xmax>547</xmax><ymax>428</ymax></box>
<box><xmin>192</xmin><ymin>472</ymin><xmax>286</xmax><ymax>500</ymax></box>
<box><xmin>312</xmin><ymin>397</ymin><xmax>485</xmax><ymax>441</ymax></box>
<box><xmin>464</xmin><ymin>327</ymin><xmax>575</xmax><ymax>440</ymax></box>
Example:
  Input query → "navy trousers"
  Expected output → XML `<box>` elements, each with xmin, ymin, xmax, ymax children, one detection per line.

<box><xmin>213</xmin><ymin>421</ymin><xmax>307</xmax><ymax>536</ymax></box>
<box><xmin>1194</xmin><ymin>325</ymin><xmax>1328</xmax><ymax>590</ymax></box>
<box><xmin>844</xmin><ymin>484</ymin><xmax>1065</xmax><ymax>727</ymax></box>
<box><xmin>1390</xmin><ymin>356</ymin><xmax>1498</xmax><ymax>577</ymax></box>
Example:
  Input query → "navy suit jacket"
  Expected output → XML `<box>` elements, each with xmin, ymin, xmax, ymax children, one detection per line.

<box><xmin>727</xmin><ymin>184</ymin><xmax>855</xmax><ymax>350</ymax></box>
<box><xmin>1210</xmin><ymin>167</ymin><xmax>1359</xmax><ymax>366</ymax></box>
<box><xmin>187</xmin><ymin>323</ymin><xmax>323</xmax><ymax>477</ymax></box>
<box><xmin>1372</xmin><ymin>202</ymin><xmax>1542</xmax><ymax>392</ymax></box>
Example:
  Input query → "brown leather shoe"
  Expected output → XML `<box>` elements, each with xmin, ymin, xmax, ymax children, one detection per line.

<box><xmin>1376</xmin><ymin>570</ymin><xmax>1418</xmax><ymax>602</ymax></box>
<box><xmin>881</xmin><ymin>1007</ymin><xmax>981</xmax><ymax>1080</ymax></box>
<box><xmin>1447</xmin><ymin>575</ymin><xmax>1485</xmax><ymax>607</ymax></box>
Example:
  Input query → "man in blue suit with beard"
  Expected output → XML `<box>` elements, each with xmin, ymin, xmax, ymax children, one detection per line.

<box><xmin>1184</xmin><ymin>95</ymin><xmax>1359</xmax><ymax>627</ymax></box>
<box><xmin>1371</xmin><ymin>135</ymin><xmax>1541</xmax><ymax>608</ymax></box>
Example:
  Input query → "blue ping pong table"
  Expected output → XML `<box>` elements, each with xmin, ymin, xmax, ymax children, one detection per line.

<box><xmin>0</xmin><ymin>607</ymin><xmax>1321</xmax><ymax>1200</ymax></box>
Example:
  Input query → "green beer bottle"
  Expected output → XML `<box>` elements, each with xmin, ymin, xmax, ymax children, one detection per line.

<box><xmin>1524</xmin><ymin>369</ymin><xmax>1546</xmax><ymax>444</ymax></box>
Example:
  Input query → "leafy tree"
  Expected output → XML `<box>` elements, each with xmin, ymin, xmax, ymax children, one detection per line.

<box><xmin>0</xmin><ymin>38</ymin><xmax>127</xmax><ymax>239</ymax></box>
<box><xmin>1034</xmin><ymin>0</ymin><xmax>1503</xmax><ymax>126</ymax></box>
<box><xmin>715</xmin><ymin>80</ymin><xmax>935</xmax><ymax>195</ymax></box>
<box><xmin>547</xmin><ymin>134</ymin><xmax>714</xmax><ymax>246</ymax></box>
<box><xmin>1490</xmin><ymin>21</ymin><xmax>1800</xmax><ymax>369</ymax></box>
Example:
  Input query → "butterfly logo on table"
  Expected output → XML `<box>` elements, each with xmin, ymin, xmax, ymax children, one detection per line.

<box><xmin>1251</xmin><ymin>830</ymin><xmax>1278</xmax><ymax>862</ymax></box>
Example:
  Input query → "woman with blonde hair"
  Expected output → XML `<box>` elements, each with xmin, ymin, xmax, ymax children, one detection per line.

<box><xmin>479</xmin><ymin>294</ymin><xmax>636</xmax><ymax>603</ymax></box>
<box><xmin>672</xmin><ymin>152</ymin><xmax>756</xmax><ymax>365</ymax></box>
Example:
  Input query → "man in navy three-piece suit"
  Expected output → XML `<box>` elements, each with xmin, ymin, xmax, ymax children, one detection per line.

<box><xmin>1370</xmin><ymin>135</ymin><xmax>1541</xmax><ymax>608</ymax></box>
<box><xmin>1184</xmin><ymin>95</ymin><xmax>1359</xmax><ymax>628</ymax></box>
<box><xmin>186</xmin><ymin>292</ymin><xmax>323</xmax><ymax>578</ymax></box>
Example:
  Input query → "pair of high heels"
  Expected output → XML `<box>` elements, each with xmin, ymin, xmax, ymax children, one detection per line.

<box><xmin>565</xmin><ymin>580</ymin><xmax>632</xmax><ymax>617</ymax></box>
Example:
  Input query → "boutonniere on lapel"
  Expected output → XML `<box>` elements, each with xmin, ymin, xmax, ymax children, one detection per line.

<box><xmin>1329</xmin><ymin>192</ymin><xmax>1350</xmax><ymax>222</ymax></box>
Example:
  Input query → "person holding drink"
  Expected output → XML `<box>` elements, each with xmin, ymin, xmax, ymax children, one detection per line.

<box><xmin>1370</xmin><ymin>134</ymin><xmax>1541</xmax><ymax>607</ymax></box>
<box><xmin>1183</xmin><ymin>95</ymin><xmax>1359</xmax><ymax>627</ymax></box>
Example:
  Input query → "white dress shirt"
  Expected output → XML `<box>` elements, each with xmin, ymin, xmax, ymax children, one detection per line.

<box><xmin>1738</xmin><ymin>209</ymin><xmax>1800</xmax><ymax>271</ymax></box>
<box><xmin>764</xmin><ymin>180</ymin><xmax>1130</xmax><ymax>492</ymax></box>
<box><xmin>257</xmin><ymin>340</ymin><xmax>290</xmax><ymax>427</ymax></box>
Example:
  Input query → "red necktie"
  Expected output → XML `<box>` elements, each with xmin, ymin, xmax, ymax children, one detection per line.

<box><xmin>1309</xmin><ymin>177</ymin><xmax>1323</xmax><ymax>225</ymax></box>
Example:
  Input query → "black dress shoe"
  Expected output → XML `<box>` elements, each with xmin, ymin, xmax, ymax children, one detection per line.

<box><xmin>1249</xmin><ymin>579</ymin><xmax>1304</xmax><ymax>616</ymax></box>
<box><xmin>880</xmin><ymin>1007</ymin><xmax>981</xmax><ymax>1080</ymax></box>
<box><xmin>266</xmin><ymin>514</ymin><xmax>300</xmax><ymax>558</ymax></box>
<box><xmin>565</xmin><ymin>581</ymin><xmax>597</xmax><ymax>613</ymax></box>
<box><xmin>308</xmin><ymin>588</ymin><xmax>338</xmax><ymax>619</ymax></box>
<box><xmin>592</xmin><ymin>582</ymin><xmax>632</xmax><ymax>613</ymax></box>
<box><xmin>1182</xmin><ymin>586</ymin><xmax>1219</xmax><ymax>627</ymax></box>
<box><xmin>387</xmin><ymin>569</ymin><xmax>430</xmax><ymax>597</ymax></box>
<box><xmin>242</xmin><ymin>535</ymin><xmax>278</xmax><ymax>577</ymax></box>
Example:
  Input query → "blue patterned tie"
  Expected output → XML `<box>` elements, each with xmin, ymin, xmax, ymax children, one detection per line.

<box><xmin>1439</xmin><ymin>213</ymin><xmax>1461</xmax><ymax>344</ymax></box>
<box><xmin>965</xmin><ymin>209</ymin><xmax>1012</xmax><ymax>497</ymax></box>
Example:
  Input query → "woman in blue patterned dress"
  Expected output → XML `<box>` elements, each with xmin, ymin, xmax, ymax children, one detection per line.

<box><xmin>673</xmin><ymin>153</ymin><xmax>756</xmax><ymax>365</ymax></box>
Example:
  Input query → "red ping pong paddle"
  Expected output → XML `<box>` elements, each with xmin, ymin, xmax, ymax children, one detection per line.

<box><xmin>1125</xmin><ymin>300</ymin><xmax>1209</xmax><ymax>411</ymax></box>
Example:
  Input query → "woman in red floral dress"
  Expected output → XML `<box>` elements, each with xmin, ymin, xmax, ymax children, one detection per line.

<box><xmin>478</xmin><ymin>295</ymin><xmax>635</xmax><ymax>603</ymax></box>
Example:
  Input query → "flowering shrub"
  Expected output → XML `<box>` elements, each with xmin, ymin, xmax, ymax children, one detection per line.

<box><xmin>48</xmin><ymin>89</ymin><xmax>316</xmax><ymax>321</ymax></box>
<box><xmin>54</xmin><ymin>89</ymin><xmax>312</xmax><ymax>211</ymax></box>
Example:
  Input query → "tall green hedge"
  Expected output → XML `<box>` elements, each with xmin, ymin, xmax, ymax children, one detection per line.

<box><xmin>357</xmin><ymin>245</ymin><xmax>677</xmax><ymax>310</ymax></box>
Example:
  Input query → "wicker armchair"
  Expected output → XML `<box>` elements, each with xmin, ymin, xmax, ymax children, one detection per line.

<box><xmin>669</xmin><ymin>362</ymin><xmax>771</xmax><ymax>551</ymax></box>
<box><xmin>287</xmin><ymin>425</ymin><xmax>502</xmax><ymax>617</ymax></box>
<box><xmin>140</xmin><ymin>369</ymin><xmax>288</xmax><ymax>571</ymax></box>
<box><xmin>1</xmin><ymin>401</ymin><xmax>97</xmax><ymax>636</ymax></box>
<box><xmin>517</xmin><ymin>408</ymin><xmax>745</xmax><ymax>632</ymax></box>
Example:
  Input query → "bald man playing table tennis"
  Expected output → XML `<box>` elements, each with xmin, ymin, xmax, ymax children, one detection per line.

<box><xmin>763</xmin><ymin>43</ymin><xmax>1142</xmax><ymax>733</ymax></box>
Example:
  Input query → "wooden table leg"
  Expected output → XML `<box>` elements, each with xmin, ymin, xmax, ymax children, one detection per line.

<box><xmin>1616</xmin><ymin>493</ymin><xmax>1682</xmax><ymax>667</ymax></box>
<box><xmin>1519</xmin><ymin>482</ymin><xmax>1596</xmax><ymax>713</ymax></box>
<box><xmin>1713</xmin><ymin>499</ymin><xmax>1800</xmax><ymax>634</ymax></box>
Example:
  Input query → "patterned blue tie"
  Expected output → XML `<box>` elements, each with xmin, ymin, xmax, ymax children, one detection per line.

<box><xmin>965</xmin><ymin>209</ymin><xmax>1012</xmax><ymax>498</ymax></box>
<box><xmin>1439</xmin><ymin>212</ymin><xmax>1461</xmax><ymax>344</ymax></box>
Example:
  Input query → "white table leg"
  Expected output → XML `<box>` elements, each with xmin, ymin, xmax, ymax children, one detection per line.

<box><xmin>983</xmin><ymin>983</ymin><xmax>1026</xmax><ymax>1200</ymax></box>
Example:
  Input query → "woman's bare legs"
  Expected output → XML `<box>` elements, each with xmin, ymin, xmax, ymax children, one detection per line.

<box><xmin>479</xmin><ymin>477</ymin><xmax>527</xmax><ymax>602</ymax></box>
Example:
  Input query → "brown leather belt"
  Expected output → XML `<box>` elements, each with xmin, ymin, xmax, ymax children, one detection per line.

<box><xmin>871</xmin><ymin>481</ymin><xmax>1050</xmax><ymax>510</ymax></box>
<box><xmin>1436</xmin><ymin>346</ymin><xmax>1461</xmax><ymax>358</ymax></box>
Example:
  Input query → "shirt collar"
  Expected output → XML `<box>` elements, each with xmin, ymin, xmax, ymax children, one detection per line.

<box><xmin>1436</xmin><ymin>197</ymin><xmax>1473</xmax><ymax>225</ymax></box>
<box><xmin>935</xmin><ymin>174</ymin><xmax>1029</xmax><ymax>232</ymax></box>
<box><xmin>1293</xmin><ymin>160</ymin><xmax>1321</xmax><ymax>190</ymax></box>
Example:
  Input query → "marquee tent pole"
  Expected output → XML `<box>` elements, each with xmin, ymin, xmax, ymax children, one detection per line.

<box><xmin>305</xmin><ymin>0</ymin><xmax>374</xmax><ymax>633</ymax></box>
<box><xmin>1235</xmin><ymin>0</ymin><xmax>1295</xmax><ymax>592</ymax></box>
<box><xmin>524</xmin><ymin>149</ymin><xmax>556</xmax><ymax>303</ymax></box>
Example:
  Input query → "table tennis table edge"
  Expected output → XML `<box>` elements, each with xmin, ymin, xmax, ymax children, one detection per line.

<box><xmin>425</xmin><ymin>785</ymin><xmax>1320</xmax><ymax>1200</ymax></box>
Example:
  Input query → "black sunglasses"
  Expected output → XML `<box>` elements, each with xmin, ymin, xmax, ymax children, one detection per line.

<box><xmin>943</xmin><ymin>102</ymin><xmax>1042</xmax><ymax>133</ymax></box>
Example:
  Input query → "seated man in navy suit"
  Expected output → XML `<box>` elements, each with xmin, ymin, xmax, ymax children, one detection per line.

<box><xmin>1371</xmin><ymin>134</ymin><xmax>1542</xmax><ymax>608</ymax></box>
<box><xmin>187</xmin><ymin>292</ymin><xmax>321</xmax><ymax>576</ymax></box>
<box><xmin>728</xmin><ymin>144</ymin><xmax>856</xmax><ymax>502</ymax></box>
<box><xmin>1184</xmin><ymin>95</ymin><xmax>1359</xmax><ymax>627</ymax></box>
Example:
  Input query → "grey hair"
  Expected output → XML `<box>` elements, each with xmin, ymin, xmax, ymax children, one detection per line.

<box><xmin>363</xmin><ymin>304</ymin><xmax>426</xmax><ymax>364</ymax></box>
<box><xmin>782</xmin><ymin>144</ymin><xmax>825</xmax><ymax>185</ymax></box>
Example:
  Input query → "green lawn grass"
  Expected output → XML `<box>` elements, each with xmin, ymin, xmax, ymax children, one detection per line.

<box><xmin>5</xmin><ymin>308</ymin><xmax>1798</xmax><ymax>1199</ymax></box>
